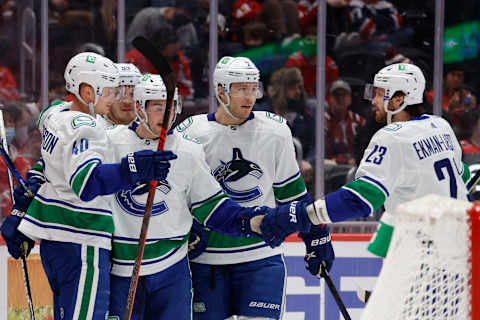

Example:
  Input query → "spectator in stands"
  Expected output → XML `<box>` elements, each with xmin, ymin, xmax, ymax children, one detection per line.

<box><xmin>426</xmin><ymin>63</ymin><xmax>478</xmax><ymax>139</ymax></box>
<box><xmin>126</xmin><ymin>5</ymin><xmax>198</xmax><ymax>55</ymax></box>
<box><xmin>255</xmin><ymin>0</ymin><xmax>300</xmax><ymax>41</ymax></box>
<box><xmin>243</xmin><ymin>22</ymin><xmax>268</xmax><ymax>48</ymax></box>
<box><xmin>335</xmin><ymin>0</ymin><xmax>412</xmax><ymax>51</ymax></box>
<box><xmin>348</xmin><ymin>0</ymin><xmax>403</xmax><ymax>40</ymax></box>
<box><xmin>254</xmin><ymin>67</ymin><xmax>315</xmax><ymax>184</ymax></box>
<box><xmin>232</xmin><ymin>0</ymin><xmax>262</xmax><ymax>27</ymax></box>
<box><xmin>297</xmin><ymin>0</ymin><xmax>348</xmax><ymax>32</ymax></box>
<box><xmin>126</xmin><ymin>26</ymin><xmax>194</xmax><ymax>99</ymax></box>
<box><xmin>285</xmin><ymin>33</ymin><xmax>339</xmax><ymax>96</ymax></box>
<box><xmin>325</xmin><ymin>80</ymin><xmax>365</xmax><ymax>165</ymax></box>
<box><xmin>460</xmin><ymin>110</ymin><xmax>480</xmax><ymax>200</ymax></box>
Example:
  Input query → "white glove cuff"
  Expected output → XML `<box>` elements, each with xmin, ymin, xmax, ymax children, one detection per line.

<box><xmin>306</xmin><ymin>199</ymin><xmax>332</xmax><ymax>225</ymax></box>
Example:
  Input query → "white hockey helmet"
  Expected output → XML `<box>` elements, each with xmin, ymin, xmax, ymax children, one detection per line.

<box><xmin>64</xmin><ymin>52</ymin><xmax>120</xmax><ymax>115</ymax></box>
<box><xmin>214</xmin><ymin>56</ymin><xmax>263</xmax><ymax>119</ymax></box>
<box><xmin>366</xmin><ymin>63</ymin><xmax>425</xmax><ymax>123</ymax></box>
<box><xmin>115</xmin><ymin>63</ymin><xmax>142</xmax><ymax>86</ymax></box>
<box><xmin>134</xmin><ymin>73</ymin><xmax>181</xmax><ymax>136</ymax></box>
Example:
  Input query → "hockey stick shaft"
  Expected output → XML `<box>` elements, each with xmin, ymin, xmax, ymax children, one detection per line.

<box><xmin>320</xmin><ymin>266</ymin><xmax>352</xmax><ymax>320</ymax></box>
<box><xmin>0</xmin><ymin>111</ymin><xmax>35</xmax><ymax>320</ymax></box>
<box><xmin>0</xmin><ymin>111</ymin><xmax>14</xmax><ymax>201</ymax></box>
<box><xmin>124</xmin><ymin>36</ymin><xmax>176</xmax><ymax>320</ymax></box>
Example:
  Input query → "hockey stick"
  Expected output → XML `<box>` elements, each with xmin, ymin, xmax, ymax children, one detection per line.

<box><xmin>468</xmin><ymin>168</ymin><xmax>480</xmax><ymax>193</ymax></box>
<box><xmin>319</xmin><ymin>264</ymin><xmax>352</xmax><ymax>320</ymax></box>
<box><xmin>123</xmin><ymin>36</ymin><xmax>176</xmax><ymax>320</ymax></box>
<box><xmin>0</xmin><ymin>111</ymin><xmax>36</xmax><ymax>320</ymax></box>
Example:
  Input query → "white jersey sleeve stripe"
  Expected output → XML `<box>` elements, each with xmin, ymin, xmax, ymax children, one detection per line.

<box><xmin>358</xmin><ymin>176</ymin><xmax>390</xmax><ymax>197</ymax></box>
<box><xmin>273</xmin><ymin>171</ymin><xmax>301</xmax><ymax>187</ymax></box>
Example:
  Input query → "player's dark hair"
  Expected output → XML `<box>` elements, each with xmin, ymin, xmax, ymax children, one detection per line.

<box><xmin>404</xmin><ymin>103</ymin><xmax>426</xmax><ymax>118</ymax></box>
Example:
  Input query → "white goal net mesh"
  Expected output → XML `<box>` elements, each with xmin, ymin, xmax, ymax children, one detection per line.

<box><xmin>361</xmin><ymin>194</ymin><xmax>474</xmax><ymax>320</ymax></box>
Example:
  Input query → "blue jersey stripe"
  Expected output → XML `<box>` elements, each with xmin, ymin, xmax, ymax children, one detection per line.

<box><xmin>69</xmin><ymin>158</ymin><xmax>102</xmax><ymax>186</ymax></box>
<box><xmin>22</xmin><ymin>216</ymin><xmax>112</xmax><ymax>239</ymax></box>
<box><xmin>273</xmin><ymin>171</ymin><xmax>300</xmax><ymax>186</ymax></box>
<box><xmin>112</xmin><ymin>234</ymin><xmax>188</xmax><ymax>242</ymax></box>
<box><xmin>112</xmin><ymin>246</ymin><xmax>181</xmax><ymax>266</ymax></box>
<box><xmin>35</xmin><ymin>194</ymin><xmax>112</xmax><ymax>215</ymax></box>
<box><xmin>191</xmin><ymin>190</ymin><xmax>223</xmax><ymax>208</ymax></box>
<box><xmin>205</xmin><ymin>243</ymin><xmax>269</xmax><ymax>254</ymax></box>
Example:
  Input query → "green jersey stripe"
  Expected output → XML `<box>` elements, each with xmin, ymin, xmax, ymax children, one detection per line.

<box><xmin>192</xmin><ymin>193</ymin><xmax>230</xmax><ymax>224</ymax></box>
<box><xmin>37</xmin><ymin>100</ymin><xmax>64</xmax><ymax>127</ymax></box>
<box><xmin>343</xmin><ymin>179</ymin><xmax>386</xmax><ymax>212</ymax></box>
<box><xmin>273</xmin><ymin>175</ymin><xmax>307</xmax><ymax>201</ymax></box>
<box><xmin>112</xmin><ymin>236</ymin><xmax>188</xmax><ymax>261</ymax></box>
<box><xmin>206</xmin><ymin>231</ymin><xmax>264</xmax><ymax>249</ymax></box>
<box><xmin>27</xmin><ymin>198</ymin><xmax>114</xmax><ymax>234</ymax></box>
<box><xmin>71</xmin><ymin>161</ymin><xmax>99</xmax><ymax>198</ymax></box>
<box><xmin>462</xmin><ymin>162</ymin><xmax>471</xmax><ymax>184</ymax></box>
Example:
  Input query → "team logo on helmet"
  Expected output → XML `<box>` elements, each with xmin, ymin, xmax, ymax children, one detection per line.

<box><xmin>213</xmin><ymin>148</ymin><xmax>263</xmax><ymax>202</ymax></box>
<box><xmin>115</xmin><ymin>180</ymin><xmax>172</xmax><ymax>216</ymax></box>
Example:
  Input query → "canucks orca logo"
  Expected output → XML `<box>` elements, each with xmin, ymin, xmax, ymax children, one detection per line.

<box><xmin>213</xmin><ymin>148</ymin><xmax>263</xmax><ymax>202</ymax></box>
<box><xmin>115</xmin><ymin>180</ymin><xmax>171</xmax><ymax>216</ymax></box>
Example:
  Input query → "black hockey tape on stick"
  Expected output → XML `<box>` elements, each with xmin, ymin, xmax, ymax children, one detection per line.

<box><xmin>319</xmin><ymin>264</ymin><xmax>352</xmax><ymax>320</ymax></box>
<box><xmin>468</xmin><ymin>169</ymin><xmax>480</xmax><ymax>194</ymax></box>
<box><xmin>123</xmin><ymin>36</ymin><xmax>177</xmax><ymax>320</ymax></box>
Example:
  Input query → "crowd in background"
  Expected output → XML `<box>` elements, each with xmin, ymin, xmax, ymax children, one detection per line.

<box><xmin>0</xmin><ymin>0</ymin><xmax>480</xmax><ymax>223</ymax></box>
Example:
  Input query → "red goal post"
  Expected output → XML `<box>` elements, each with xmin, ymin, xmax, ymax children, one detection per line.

<box><xmin>361</xmin><ymin>195</ymin><xmax>479</xmax><ymax>320</ymax></box>
<box><xmin>468</xmin><ymin>202</ymin><xmax>479</xmax><ymax>320</ymax></box>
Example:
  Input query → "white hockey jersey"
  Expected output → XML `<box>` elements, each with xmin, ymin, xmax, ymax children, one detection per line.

<box><xmin>174</xmin><ymin>111</ymin><xmax>309</xmax><ymax>264</ymax></box>
<box><xmin>18</xmin><ymin>101</ymin><xmax>115</xmax><ymax>249</ymax></box>
<box><xmin>105</xmin><ymin>124</ymin><xmax>231</xmax><ymax>276</ymax></box>
<box><xmin>325</xmin><ymin>115</ymin><xmax>470</xmax><ymax>223</ymax></box>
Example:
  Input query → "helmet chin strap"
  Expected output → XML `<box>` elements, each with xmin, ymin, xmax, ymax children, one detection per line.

<box><xmin>138</xmin><ymin>113</ymin><xmax>160</xmax><ymax>138</ymax></box>
<box><xmin>75</xmin><ymin>92</ymin><xmax>97</xmax><ymax>117</ymax></box>
<box><xmin>384</xmin><ymin>98</ymin><xmax>407</xmax><ymax>125</ymax></box>
<box><xmin>216</xmin><ymin>92</ymin><xmax>240</xmax><ymax>121</ymax></box>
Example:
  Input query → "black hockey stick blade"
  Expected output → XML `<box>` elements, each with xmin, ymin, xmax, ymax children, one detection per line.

<box><xmin>131</xmin><ymin>36</ymin><xmax>176</xmax><ymax>94</ymax></box>
<box><xmin>319</xmin><ymin>264</ymin><xmax>352</xmax><ymax>320</ymax></box>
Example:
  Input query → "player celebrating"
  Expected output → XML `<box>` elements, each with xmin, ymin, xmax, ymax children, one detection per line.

<box><xmin>1</xmin><ymin>52</ymin><xmax>176</xmax><ymax>320</ymax></box>
<box><xmin>96</xmin><ymin>63</ymin><xmax>142</xmax><ymax>128</ymax></box>
<box><xmin>257</xmin><ymin>63</ymin><xmax>471</xmax><ymax>259</ymax></box>
<box><xmin>106</xmin><ymin>73</ymin><xmax>326</xmax><ymax>319</ymax></box>
<box><xmin>175</xmin><ymin>56</ymin><xmax>334</xmax><ymax>320</ymax></box>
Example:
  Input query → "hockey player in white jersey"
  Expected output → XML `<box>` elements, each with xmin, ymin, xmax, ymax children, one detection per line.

<box><xmin>106</xmin><ymin>73</ymin><xmax>320</xmax><ymax>320</ymax></box>
<box><xmin>1</xmin><ymin>52</ymin><xmax>177</xmax><ymax>320</ymax></box>
<box><xmin>257</xmin><ymin>63</ymin><xmax>471</xmax><ymax>259</ymax></box>
<box><xmin>174</xmin><ymin>56</ymin><xmax>335</xmax><ymax>320</ymax></box>
<box><xmin>96</xmin><ymin>63</ymin><xmax>141</xmax><ymax>128</ymax></box>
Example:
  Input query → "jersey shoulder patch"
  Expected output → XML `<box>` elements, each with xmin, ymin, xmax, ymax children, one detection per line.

<box><xmin>265</xmin><ymin>111</ymin><xmax>285</xmax><ymax>124</ymax></box>
<box><xmin>181</xmin><ymin>133</ymin><xmax>200</xmax><ymax>144</ymax></box>
<box><xmin>176</xmin><ymin>117</ymin><xmax>194</xmax><ymax>133</ymax></box>
<box><xmin>71</xmin><ymin>115</ymin><xmax>96</xmax><ymax>130</ymax></box>
<box><xmin>382</xmin><ymin>122</ymin><xmax>403</xmax><ymax>132</ymax></box>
